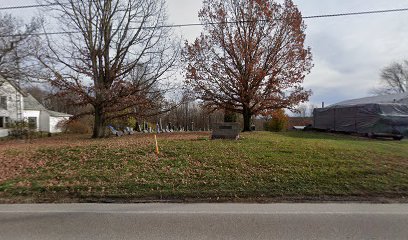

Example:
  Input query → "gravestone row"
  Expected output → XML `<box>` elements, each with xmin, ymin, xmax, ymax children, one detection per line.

<box><xmin>109</xmin><ymin>120</ymin><xmax>240</xmax><ymax>139</ymax></box>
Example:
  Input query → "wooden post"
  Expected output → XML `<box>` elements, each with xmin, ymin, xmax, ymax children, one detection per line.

<box><xmin>154</xmin><ymin>134</ymin><xmax>159</xmax><ymax>155</ymax></box>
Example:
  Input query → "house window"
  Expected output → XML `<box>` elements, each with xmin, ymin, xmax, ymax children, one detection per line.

<box><xmin>0</xmin><ymin>96</ymin><xmax>7</xmax><ymax>110</ymax></box>
<box><xmin>28</xmin><ymin>117</ymin><xmax>37</xmax><ymax>129</ymax></box>
<box><xmin>0</xmin><ymin>117</ymin><xmax>3</xmax><ymax>128</ymax></box>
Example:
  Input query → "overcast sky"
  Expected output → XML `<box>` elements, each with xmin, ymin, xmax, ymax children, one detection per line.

<box><xmin>3</xmin><ymin>0</ymin><xmax>408</xmax><ymax>106</ymax></box>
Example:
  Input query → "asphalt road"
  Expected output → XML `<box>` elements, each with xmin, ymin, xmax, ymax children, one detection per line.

<box><xmin>0</xmin><ymin>203</ymin><xmax>408</xmax><ymax>240</ymax></box>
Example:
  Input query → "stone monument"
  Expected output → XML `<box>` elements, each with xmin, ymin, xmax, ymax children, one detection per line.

<box><xmin>211</xmin><ymin>122</ymin><xmax>241</xmax><ymax>140</ymax></box>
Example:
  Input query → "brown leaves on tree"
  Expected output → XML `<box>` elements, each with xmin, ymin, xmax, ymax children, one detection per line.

<box><xmin>184</xmin><ymin>0</ymin><xmax>313</xmax><ymax>131</ymax></box>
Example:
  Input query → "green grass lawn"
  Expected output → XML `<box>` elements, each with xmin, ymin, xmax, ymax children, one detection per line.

<box><xmin>1</xmin><ymin>131</ymin><xmax>408</xmax><ymax>202</ymax></box>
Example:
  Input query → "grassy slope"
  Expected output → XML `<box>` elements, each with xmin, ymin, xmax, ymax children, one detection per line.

<box><xmin>1</xmin><ymin>131</ymin><xmax>408</xmax><ymax>202</ymax></box>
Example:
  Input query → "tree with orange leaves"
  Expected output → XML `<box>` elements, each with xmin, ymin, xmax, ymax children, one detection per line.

<box><xmin>184</xmin><ymin>0</ymin><xmax>313</xmax><ymax>131</ymax></box>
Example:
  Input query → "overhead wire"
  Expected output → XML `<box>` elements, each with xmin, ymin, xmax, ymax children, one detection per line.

<box><xmin>303</xmin><ymin>8</ymin><xmax>408</xmax><ymax>19</ymax></box>
<box><xmin>0</xmin><ymin>4</ymin><xmax>407</xmax><ymax>38</ymax></box>
<box><xmin>0</xmin><ymin>3</ymin><xmax>59</xmax><ymax>10</ymax></box>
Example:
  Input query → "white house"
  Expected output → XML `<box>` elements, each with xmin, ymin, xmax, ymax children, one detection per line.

<box><xmin>0</xmin><ymin>78</ymin><xmax>72</xmax><ymax>137</ymax></box>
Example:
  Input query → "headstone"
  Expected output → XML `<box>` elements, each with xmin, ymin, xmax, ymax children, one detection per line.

<box><xmin>156</xmin><ymin>122</ymin><xmax>161</xmax><ymax>133</ymax></box>
<box><xmin>159</xmin><ymin>118</ymin><xmax>163</xmax><ymax>132</ymax></box>
<box><xmin>211</xmin><ymin>122</ymin><xmax>241</xmax><ymax>140</ymax></box>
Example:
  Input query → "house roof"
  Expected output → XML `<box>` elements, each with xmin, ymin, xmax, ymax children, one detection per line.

<box><xmin>1</xmin><ymin>77</ymin><xmax>73</xmax><ymax>118</ymax></box>
<box><xmin>24</xmin><ymin>95</ymin><xmax>73</xmax><ymax>117</ymax></box>
<box><xmin>330</xmin><ymin>93</ymin><xmax>408</xmax><ymax>107</ymax></box>
<box><xmin>46</xmin><ymin>110</ymin><xmax>73</xmax><ymax>117</ymax></box>
<box><xmin>23</xmin><ymin>94</ymin><xmax>47</xmax><ymax>110</ymax></box>
<box><xmin>0</xmin><ymin>77</ymin><xmax>44</xmax><ymax>110</ymax></box>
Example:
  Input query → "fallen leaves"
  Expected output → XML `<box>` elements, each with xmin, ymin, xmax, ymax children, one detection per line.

<box><xmin>0</xmin><ymin>132</ymin><xmax>209</xmax><ymax>184</ymax></box>
<box><xmin>1</xmin><ymin>131</ymin><xmax>408</xmax><ymax>202</ymax></box>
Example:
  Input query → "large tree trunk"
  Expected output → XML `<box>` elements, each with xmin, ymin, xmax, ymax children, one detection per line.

<box><xmin>92</xmin><ymin>105</ymin><xmax>106</xmax><ymax>138</ymax></box>
<box><xmin>242</xmin><ymin>107</ymin><xmax>252</xmax><ymax>132</ymax></box>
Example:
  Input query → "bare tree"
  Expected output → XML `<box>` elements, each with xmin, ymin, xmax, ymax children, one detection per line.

<box><xmin>0</xmin><ymin>13</ymin><xmax>43</xmax><ymax>81</ymax></box>
<box><xmin>371</xmin><ymin>61</ymin><xmax>408</xmax><ymax>95</ymax></box>
<box><xmin>184</xmin><ymin>0</ymin><xmax>313</xmax><ymax>131</ymax></box>
<box><xmin>293</xmin><ymin>103</ymin><xmax>317</xmax><ymax>118</ymax></box>
<box><xmin>294</xmin><ymin>104</ymin><xmax>307</xmax><ymax>118</ymax></box>
<box><xmin>39</xmin><ymin>0</ymin><xmax>180</xmax><ymax>138</ymax></box>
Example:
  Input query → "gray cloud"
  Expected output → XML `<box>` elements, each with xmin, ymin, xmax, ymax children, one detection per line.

<box><xmin>296</xmin><ymin>0</ymin><xmax>408</xmax><ymax>105</ymax></box>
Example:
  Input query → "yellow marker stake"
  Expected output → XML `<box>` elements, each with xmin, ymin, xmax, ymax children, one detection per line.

<box><xmin>154</xmin><ymin>134</ymin><xmax>159</xmax><ymax>155</ymax></box>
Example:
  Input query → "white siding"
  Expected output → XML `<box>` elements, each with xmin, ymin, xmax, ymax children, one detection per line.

<box><xmin>40</xmin><ymin>111</ymin><xmax>50</xmax><ymax>132</ymax></box>
<box><xmin>0</xmin><ymin>81</ymin><xmax>24</xmax><ymax>119</ymax></box>
<box><xmin>22</xmin><ymin>110</ymin><xmax>41</xmax><ymax>131</ymax></box>
<box><xmin>0</xmin><ymin>80</ymin><xmax>72</xmax><ymax>137</ymax></box>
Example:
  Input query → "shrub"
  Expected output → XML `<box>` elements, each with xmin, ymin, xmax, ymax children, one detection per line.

<box><xmin>8</xmin><ymin>120</ymin><xmax>37</xmax><ymax>139</ymax></box>
<box><xmin>264</xmin><ymin>109</ymin><xmax>288</xmax><ymax>132</ymax></box>
<box><xmin>61</xmin><ymin>119</ymin><xmax>92</xmax><ymax>134</ymax></box>
<box><xmin>127</xmin><ymin>117</ymin><xmax>136</xmax><ymax>128</ymax></box>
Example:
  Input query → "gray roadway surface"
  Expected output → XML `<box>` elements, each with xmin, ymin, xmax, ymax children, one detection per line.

<box><xmin>0</xmin><ymin>203</ymin><xmax>408</xmax><ymax>240</ymax></box>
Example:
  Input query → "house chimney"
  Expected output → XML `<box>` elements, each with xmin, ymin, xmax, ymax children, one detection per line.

<box><xmin>321</xmin><ymin>102</ymin><xmax>325</xmax><ymax>108</ymax></box>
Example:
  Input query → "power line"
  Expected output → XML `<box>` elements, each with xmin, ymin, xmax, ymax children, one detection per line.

<box><xmin>0</xmin><ymin>7</ymin><xmax>407</xmax><ymax>38</ymax></box>
<box><xmin>0</xmin><ymin>3</ymin><xmax>59</xmax><ymax>11</ymax></box>
<box><xmin>303</xmin><ymin>8</ymin><xmax>408</xmax><ymax>19</ymax></box>
<box><xmin>1</xmin><ymin>2</ymin><xmax>407</xmax><ymax>16</ymax></box>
